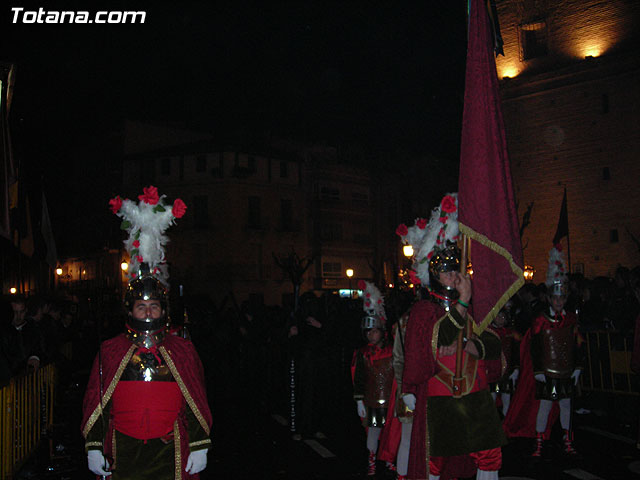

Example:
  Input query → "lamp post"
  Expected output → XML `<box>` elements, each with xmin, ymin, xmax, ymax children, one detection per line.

<box><xmin>346</xmin><ymin>268</ymin><xmax>354</xmax><ymax>298</ymax></box>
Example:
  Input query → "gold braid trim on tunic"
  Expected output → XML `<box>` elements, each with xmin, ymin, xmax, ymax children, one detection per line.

<box><xmin>160</xmin><ymin>346</ymin><xmax>211</xmax><ymax>436</ymax></box>
<box><xmin>189</xmin><ymin>439</ymin><xmax>212</xmax><ymax>448</ymax></box>
<box><xmin>174</xmin><ymin>420</ymin><xmax>182</xmax><ymax>480</ymax></box>
<box><xmin>83</xmin><ymin>344</ymin><xmax>137</xmax><ymax>438</ymax></box>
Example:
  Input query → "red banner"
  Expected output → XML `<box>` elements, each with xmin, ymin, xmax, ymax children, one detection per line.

<box><xmin>458</xmin><ymin>0</ymin><xmax>524</xmax><ymax>333</ymax></box>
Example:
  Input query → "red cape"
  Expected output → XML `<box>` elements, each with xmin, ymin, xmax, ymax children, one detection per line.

<box><xmin>81</xmin><ymin>334</ymin><xmax>212</xmax><ymax>479</ymax></box>
<box><xmin>377</xmin><ymin>378</ymin><xmax>402</xmax><ymax>463</ymax></box>
<box><xmin>502</xmin><ymin>326</ymin><xmax>557</xmax><ymax>439</ymax></box>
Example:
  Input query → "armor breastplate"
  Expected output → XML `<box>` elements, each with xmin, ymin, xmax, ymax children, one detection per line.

<box><xmin>122</xmin><ymin>328</ymin><xmax>174</xmax><ymax>382</ymax></box>
<box><xmin>121</xmin><ymin>351</ymin><xmax>175</xmax><ymax>382</ymax></box>
<box><xmin>363</xmin><ymin>355</ymin><xmax>394</xmax><ymax>407</ymax></box>
<box><xmin>539</xmin><ymin>325</ymin><xmax>574</xmax><ymax>378</ymax></box>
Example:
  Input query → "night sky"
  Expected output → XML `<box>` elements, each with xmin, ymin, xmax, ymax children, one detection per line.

<box><xmin>3</xmin><ymin>1</ymin><xmax>469</xmax><ymax>252</ymax></box>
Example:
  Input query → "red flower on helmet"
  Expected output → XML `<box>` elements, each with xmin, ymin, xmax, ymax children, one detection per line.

<box><xmin>172</xmin><ymin>198</ymin><xmax>187</xmax><ymax>218</ymax></box>
<box><xmin>438</xmin><ymin>216</ymin><xmax>447</xmax><ymax>223</ymax></box>
<box><xmin>138</xmin><ymin>186</ymin><xmax>159</xmax><ymax>205</ymax></box>
<box><xmin>132</xmin><ymin>240</ymin><xmax>140</xmax><ymax>248</ymax></box>
<box><xmin>109</xmin><ymin>196</ymin><xmax>122</xmax><ymax>214</ymax></box>
<box><xmin>136</xmin><ymin>255</ymin><xmax>143</xmax><ymax>263</ymax></box>
<box><xmin>416</xmin><ymin>218</ymin><xmax>427</xmax><ymax>229</ymax></box>
<box><xmin>441</xmin><ymin>195</ymin><xmax>457</xmax><ymax>213</ymax></box>
<box><xmin>396</xmin><ymin>223</ymin><xmax>408</xmax><ymax>237</ymax></box>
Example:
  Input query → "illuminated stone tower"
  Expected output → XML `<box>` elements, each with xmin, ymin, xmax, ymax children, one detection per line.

<box><xmin>495</xmin><ymin>0</ymin><xmax>640</xmax><ymax>278</ymax></box>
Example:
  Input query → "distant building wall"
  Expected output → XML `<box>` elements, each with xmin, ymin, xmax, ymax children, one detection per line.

<box><xmin>496</xmin><ymin>0</ymin><xmax>640</xmax><ymax>279</ymax></box>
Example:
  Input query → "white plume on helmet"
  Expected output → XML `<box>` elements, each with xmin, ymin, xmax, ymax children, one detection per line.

<box><xmin>359</xmin><ymin>280</ymin><xmax>386</xmax><ymax>325</ymax></box>
<box><xmin>397</xmin><ymin>193</ymin><xmax>459</xmax><ymax>286</ymax></box>
<box><xmin>110</xmin><ymin>186</ymin><xmax>186</xmax><ymax>285</ymax></box>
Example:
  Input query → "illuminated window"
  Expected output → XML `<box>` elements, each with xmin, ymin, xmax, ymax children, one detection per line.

<box><xmin>519</xmin><ymin>20</ymin><xmax>548</xmax><ymax>60</ymax></box>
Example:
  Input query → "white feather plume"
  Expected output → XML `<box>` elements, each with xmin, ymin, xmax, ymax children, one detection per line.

<box><xmin>112</xmin><ymin>188</ymin><xmax>185</xmax><ymax>285</ymax></box>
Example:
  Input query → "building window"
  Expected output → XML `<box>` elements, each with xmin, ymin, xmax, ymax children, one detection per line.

<box><xmin>196</xmin><ymin>155</ymin><xmax>207</xmax><ymax>173</ymax></box>
<box><xmin>233</xmin><ymin>154</ymin><xmax>256</xmax><ymax>178</ymax></box>
<box><xmin>211</xmin><ymin>152</ymin><xmax>223</xmax><ymax>178</ymax></box>
<box><xmin>322</xmin><ymin>262</ymin><xmax>342</xmax><ymax>278</ymax></box>
<box><xmin>280</xmin><ymin>199</ymin><xmax>293</xmax><ymax>231</ymax></box>
<box><xmin>280</xmin><ymin>161</ymin><xmax>288</xmax><ymax>178</ymax></box>
<box><xmin>320</xmin><ymin>186</ymin><xmax>340</xmax><ymax>201</ymax></box>
<box><xmin>519</xmin><ymin>20</ymin><xmax>548</xmax><ymax>60</ymax></box>
<box><xmin>193</xmin><ymin>196</ymin><xmax>209</xmax><ymax>228</ymax></box>
<box><xmin>352</xmin><ymin>190</ymin><xmax>369</xmax><ymax>205</ymax></box>
<box><xmin>160</xmin><ymin>158</ymin><xmax>171</xmax><ymax>175</ymax></box>
<box><xmin>248</xmin><ymin>196</ymin><xmax>261</xmax><ymax>228</ymax></box>
<box><xmin>319</xmin><ymin>221</ymin><xmax>343</xmax><ymax>241</ymax></box>
<box><xmin>610</xmin><ymin>229</ymin><xmax>619</xmax><ymax>243</ymax></box>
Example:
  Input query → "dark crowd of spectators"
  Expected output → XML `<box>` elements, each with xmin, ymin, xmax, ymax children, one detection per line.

<box><xmin>510</xmin><ymin>265</ymin><xmax>640</xmax><ymax>338</ymax></box>
<box><xmin>1</xmin><ymin>264</ymin><xmax>638</xmax><ymax>439</ymax></box>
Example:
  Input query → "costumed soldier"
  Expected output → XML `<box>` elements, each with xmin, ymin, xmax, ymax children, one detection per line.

<box><xmin>383</xmin><ymin>306</ymin><xmax>415</xmax><ymax>480</ymax></box>
<box><xmin>352</xmin><ymin>280</ymin><xmax>395</xmax><ymax>476</ymax></box>
<box><xmin>503</xmin><ymin>245</ymin><xmax>584</xmax><ymax>457</ymax></box>
<box><xmin>399</xmin><ymin>193</ymin><xmax>506</xmax><ymax>480</ymax></box>
<box><xmin>81</xmin><ymin>186</ymin><xmax>212</xmax><ymax>479</ymax></box>
<box><xmin>485</xmin><ymin>302</ymin><xmax>521</xmax><ymax>417</ymax></box>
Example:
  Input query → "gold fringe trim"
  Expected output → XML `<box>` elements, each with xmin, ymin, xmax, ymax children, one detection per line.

<box><xmin>112</xmin><ymin>428</ymin><xmax>117</xmax><ymax>470</ymax></box>
<box><xmin>432</xmin><ymin>314</ymin><xmax>448</xmax><ymax>361</ymax></box>
<box><xmin>84</xmin><ymin>441</ymin><xmax>102</xmax><ymax>452</ymax></box>
<box><xmin>446</xmin><ymin>311</ymin><xmax>464</xmax><ymax>330</ymax></box>
<box><xmin>82</xmin><ymin>344</ymin><xmax>136</xmax><ymax>438</ymax></box>
<box><xmin>189</xmin><ymin>439</ymin><xmax>212</xmax><ymax>448</ymax></box>
<box><xmin>160</xmin><ymin>346</ymin><xmax>211</xmax><ymax>436</ymax></box>
<box><xmin>459</xmin><ymin>223</ymin><xmax>525</xmax><ymax>335</ymax></box>
<box><xmin>174</xmin><ymin>420</ymin><xmax>181</xmax><ymax>480</ymax></box>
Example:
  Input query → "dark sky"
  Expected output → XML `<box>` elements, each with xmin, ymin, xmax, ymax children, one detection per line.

<box><xmin>3</xmin><ymin>1</ymin><xmax>469</xmax><ymax>255</ymax></box>
<box><xmin>4</xmin><ymin>1</ymin><xmax>468</xmax><ymax>163</ymax></box>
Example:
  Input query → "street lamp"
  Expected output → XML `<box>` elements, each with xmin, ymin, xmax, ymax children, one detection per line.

<box><xmin>524</xmin><ymin>265</ymin><xmax>535</xmax><ymax>282</ymax></box>
<box><xmin>121</xmin><ymin>261</ymin><xmax>129</xmax><ymax>272</ymax></box>
<box><xmin>403</xmin><ymin>245</ymin><xmax>414</xmax><ymax>257</ymax></box>
<box><xmin>346</xmin><ymin>268</ymin><xmax>354</xmax><ymax>298</ymax></box>
<box><xmin>56</xmin><ymin>267</ymin><xmax>63</xmax><ymax>276</ymax></box>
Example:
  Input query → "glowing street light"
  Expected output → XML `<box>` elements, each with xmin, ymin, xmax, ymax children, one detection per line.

<box><xmin>56</xmin><ymin>267</ymin><xmax>63</xmax><ymax>276</ymax></box>
<box><xmin>403</xmin><ymin>245</ymin><xmax>414</xmax><ymax>257</ymax></box>
<box><xmin>524</xmin><ymin>265</ymin><xmax>535</xmax><ymax>282</ymax></box>
<box><xmin>346</xmin><ymin>268</ymin><xmax>354</xmax><ymax>298</ymax></box>
<box><xmin>9</xmin><ymin>287</ymin><xmax>17</xmax><ymax>294</ymax></box>
<box><xmin>121</xmin><ymin>261</ymin><xmax>129</xmax><ymax>272</ymax></box>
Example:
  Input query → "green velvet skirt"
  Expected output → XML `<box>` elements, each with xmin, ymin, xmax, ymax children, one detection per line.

<box><xmin>111</xmin><ymin>430</ymin><xmax>176</xmax><ymax>480</ymax></box>
<box><xmin>427</xmin><ymin>390</ymin><xmax>506</xmax><ymax>457</ymax></box>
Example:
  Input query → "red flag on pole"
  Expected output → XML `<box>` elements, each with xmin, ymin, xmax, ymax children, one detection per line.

<box><xmin>458</xmin><ymin>0</ymin><xmax>524</xmax><ymax>333</ymax></box>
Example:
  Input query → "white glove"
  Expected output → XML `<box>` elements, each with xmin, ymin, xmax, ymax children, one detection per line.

<box><xmin>186</xmin><ymin>448</ymin><xmax>208</xmax><ymax>474</ymax></box>
<box><xmin>509</xmin><ymin>368</ymin><xmax>519</xmax><ymax>383</ymax></box>
<box><xmin>534</xmin><ymin>373</ymin><xmax>546</xmax><ymax>382</ymax></box>
<box><xmin>356</xmin><ymin>400</ymin><xmax>366</xmax><ymax>418</ymax></box>
<box><xmin>571</xmin><ymin>369</ymin><xmax>581</xmax><ymax>385</ymax></box>
<box><xmin>402</xmin><ymin>393</ymin><xmax>416</xmax><ymax>411</ymax></box>
<box><xmin>87</xmin><ymin>449</ymin><xmax>111</xmax><ymax>476</ymax></box>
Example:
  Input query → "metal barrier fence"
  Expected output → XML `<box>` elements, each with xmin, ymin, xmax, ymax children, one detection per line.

<box><xmin>0</xmin><ymin>364</ymin><xmax>56</xmax><ymax>480</ymax></box>
<box><xmin>581</xmin><ymin>330</ymin><xmax>639</xmax><ymax>396</ymax></box>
